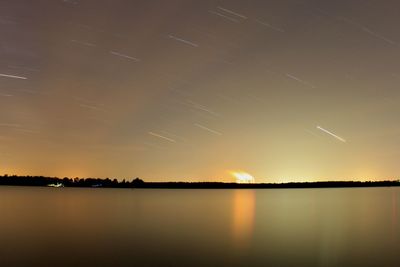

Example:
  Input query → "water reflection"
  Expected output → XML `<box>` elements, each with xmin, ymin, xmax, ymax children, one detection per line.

<box><xmin>392</xmin><ymin>190</ymin><xmax>398</xmax><ymax>238</ymax></box>
<box><xmin>232</xmin><ymin>190</ymin><xmax>255</xmax><ymax>248</ymax></box>
<box><xmin>0</xmin><ymin>187</ymin><xmax>399</xmax><ymax>267</ymax></box>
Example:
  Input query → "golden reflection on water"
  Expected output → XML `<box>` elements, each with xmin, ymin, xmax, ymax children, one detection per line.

<box><xmin>392</xmin><ymin>190</ymin><xmax>398</xmax><ymax>236</ymax></box>
<box><xmin>232</xmin><ymin>190</ymin><xmax>256</xmax><ymax>248</ymax></box>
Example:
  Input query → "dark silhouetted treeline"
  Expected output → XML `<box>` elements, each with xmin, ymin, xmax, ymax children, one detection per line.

<box><xmin>134</xmin><ymin>180</ymin><xmax>400</xmax><ymax>189</ymax></box>
<box><xmin>0</xmin><ymin>175</ymin><xmax>144</xmax><ymax>188</ymax></box>
<box><xmin>0</xmin><ymin>175</ymin><xmax>399</xmax><ymax>189</ymax></box>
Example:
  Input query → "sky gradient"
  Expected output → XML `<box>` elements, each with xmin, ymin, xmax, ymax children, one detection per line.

<box><xmin>1</xmin><ymin>0</ymin><xmax>400</xmax><ymax>182</ymax></box>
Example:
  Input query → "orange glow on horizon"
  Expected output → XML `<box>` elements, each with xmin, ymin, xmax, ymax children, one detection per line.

<box><xmin>230</xmin><ymin>171</ymin><xmax>255</xmax><ymax>183</ymax></box>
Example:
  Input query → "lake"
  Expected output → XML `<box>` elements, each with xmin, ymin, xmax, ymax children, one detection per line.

<box><xmin>0</xmin><ymin>187</ymin><xmax>398</xmax><ymax>267</ymax></box>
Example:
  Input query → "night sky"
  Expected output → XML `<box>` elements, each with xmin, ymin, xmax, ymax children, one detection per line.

<box><xmin>1</xmin><ymin>0</ymin><xmax>400</xmax><ymax>182</ymax></box>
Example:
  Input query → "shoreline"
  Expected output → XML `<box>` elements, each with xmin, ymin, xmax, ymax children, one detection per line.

<box><xmin>0</xmin><ymin>175</ymin><xmax>399</xmax><ymax>189</ymax></box>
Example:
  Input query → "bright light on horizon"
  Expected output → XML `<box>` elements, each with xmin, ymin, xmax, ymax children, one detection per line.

<box><xmin>231</xmin><ymin>171</ymin><xmax>255</xmax><ymax>184</ymax></box>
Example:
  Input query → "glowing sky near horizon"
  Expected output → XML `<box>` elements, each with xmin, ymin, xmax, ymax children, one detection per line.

<box><xmin>1</xmin><ymin>0</ymin><xmax>400</xmax><ymax>182</ymax></box>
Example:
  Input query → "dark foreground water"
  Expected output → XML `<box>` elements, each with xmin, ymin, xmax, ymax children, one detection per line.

<box><xmin>0</xmin><ymin>187</ymin><xmax>398</xmax><ymax>267</ymax></box>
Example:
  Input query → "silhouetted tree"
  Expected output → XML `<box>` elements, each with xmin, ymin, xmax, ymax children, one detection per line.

<box><xmin>131</xmin><ymin>178</ymin><xmax>144</xmax><ymax>187</ymax></box>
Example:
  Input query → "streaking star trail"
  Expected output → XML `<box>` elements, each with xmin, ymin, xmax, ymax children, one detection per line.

<box><xmin>217</xmin><ymin>6</ymin><xmax>247</xmax><ymax>20</ymax></box>
<box><xmin>317</xmin><ymin>126</ymin><xmax>346</xmax><ymax>143</ymax></box>
<box><xmin>194</xmin><ymin>123</ymin><xmax>222</xmax><ymax>136</ymax></box>
<box><xmin>168</xmin><ymin>35</ymin><xmax>199</xmax><ymax>47</ymax></box>
<box><xmin>110</xmin><ymin>51</ymin><xmax>140</xmax><ymax>62</ymax></box>
<box><xmin>148</xmin><ymin>132</ymin><xmax>176</xmax><ymax>143</ymax></box>
<box><xmin>0</xmin><ymin>73</ymin><xmax>27</xmax><ymax>80</ymax></box>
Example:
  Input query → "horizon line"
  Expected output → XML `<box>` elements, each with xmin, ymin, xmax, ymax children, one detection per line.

<box><xmin>1</xmin><ymin>174</ymin><xmax>399</xmax><ymax>184</ymax></box>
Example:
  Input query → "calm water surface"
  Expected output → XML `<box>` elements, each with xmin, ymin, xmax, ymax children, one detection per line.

<box><xmin>0</xmin><ymin>187</ymin><xmax>398</xmax><ymax>267</ymax></box>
